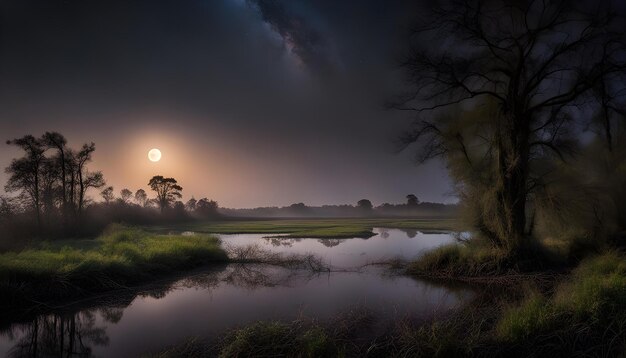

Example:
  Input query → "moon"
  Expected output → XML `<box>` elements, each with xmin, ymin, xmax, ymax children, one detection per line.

<box><xmin>148</xmin><ymin>148</ymin><xmax>162</xmax><ymax>162</ymax></box>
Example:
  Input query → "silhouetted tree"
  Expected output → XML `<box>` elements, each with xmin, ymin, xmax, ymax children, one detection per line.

<box><xmin>41</xmin><ymin>132</ymin><xmax>68</xmax><ymax>220</ymax></box>
<box><xmin>148</xmin><ymin>176</ymin><xmax>182</xmax><ymax>213</ymax></box>
<box><xmin>185</xmin><ymin>197</ymin><xmax>197</xmax><ymax>211</ymax></box>
<box><xmin>134</xmin><ymin>189</ymin><xmax>148</xmax><ymax>207</ymax></box>
<box><xmin>357</xmin><ymin>199</ymin><xmax>373</xmax><ymax>211</ymax></box>
<box><xmin>406</xmin><ymin>194</ymin><xmax>419</xmax><ymax>207</ymax></box>
<box><xmin>393</xmin><ymin>0</ymin><xmax>626</xmax><ymax>252</ymax></box>
<box><xmin>76</xmin><ymin>143</ymin><xmax>104</xmax><ymax>214</ymax></box>
<box><xmin>5</xmin><ymin>136</ymin><xmax>46</xmax><ymax>227</ymax></box>
<box><xmin>100</xmin><ymin>186</ymin><xmax>114</xmax><ymax>204</ymax></box>
<box><xmin>196</xmin><ymin>198</ymin><xmax>218</xmax><ymax>217</ymax></box>
<box><xmin>120</xmin><ymin>188</ymin><xmax>133</xmax><ymax>203</ymax></box>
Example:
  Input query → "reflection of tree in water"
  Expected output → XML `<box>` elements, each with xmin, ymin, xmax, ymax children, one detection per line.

<box><xmin>7</xmin><ymin>311</ymin><xmax>108</xmax><ymax>358</ymax></box>
<box><xmin>221</xmin><ymin>264</ymin><xmax>319</xmax><ymax>289</ymax></box>
<box><xmin>399</xmin><ymin>229</ymin><xmax>418</xmax><ymax>238</ymax></box>
<box><xmin>317</xmin><ymin>239</ymin><xmax>345</xmax><ymax>247</ymax></box>
<box><xmin>3</xmin><ymin>255</ymin><xmax>328</xmax><ymax>357</ymax></box>
<box><xmin>262</xmin><ymin>237</ymin><xmax>302</xmax><ymax>247</ymax></box>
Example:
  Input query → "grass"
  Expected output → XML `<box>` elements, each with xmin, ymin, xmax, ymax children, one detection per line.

<box><xmin>153</xmin><ymin>309</ymin><xmax>373</xmax><ymax>358</ymax></box>
<box><xmin>406</xmin><ymin>238</ymin><xmax>565</xmax><ymax>280</ymax></box>
<box><xmin>406</xmin><ymin>242</ymin><xmax>509</xmax><ymax>277</ymax></box>
<box><xmin>0</xmin><ymin>224</ymin><xmax>228</xmax><ymax>307</ymax></box>
<box><xmin>398</xmin><ymin>250</ymin><xmax>626</xmax><ymax>356</ymax></box>
<box><xmin>149</xmin><ymin>218</ymin><xmax>458</xmax><ymax>239</ymax></box>
<box><xmin>153</xmin><ymin>322</ymin><xmax>340</xmax><ymax>358</ymax></box>
<box><xmin>495</xmin><ymin>251</ymin><xmax>626</xmax><ymax>352</ymax></box>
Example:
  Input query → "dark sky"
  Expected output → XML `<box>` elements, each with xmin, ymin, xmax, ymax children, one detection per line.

<box><xmin>0</xmin><ymin>0</ymin><xmax>454</xmax><ymax>208</ymax></box>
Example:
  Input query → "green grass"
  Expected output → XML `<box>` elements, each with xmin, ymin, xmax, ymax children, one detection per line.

<box><xmin>484</xmin><ymin>251</ymin><xmax>626</xmax><ymax>356</ymax></box>
<box><xmin>218</xmin><ymin>321</ymin><xmax>338</xmax><ymax>358</ymax></box>
<box><xmin>407</xmin><ymin>238</ymin><xmax>564</xmax><ymax>278</ymax></box>
<box><xmin>149</xmin><ymin>218</ymin><xmax>458</xmax><ymax>239</ymax></box>
<box><xmin>406</xmin><ymin>241</ymin><xmax>510</xmax><ymax>277</ymax></box>
<box><xmin>153</xmin><ymin>311</ymin><xmax>375</xmax><ymax>358</ymax></box>
<box><xmin>0</xmin><ymin>224</ymin><xmax>228</xmax><ymax>306</ymax></box>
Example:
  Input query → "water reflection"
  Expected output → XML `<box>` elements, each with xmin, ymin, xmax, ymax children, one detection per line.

<box><xmin>222</xmin><ymin>228</ymin><xmax>457</xmax><ymax>267</ymax></box>
<box><xmin>5</xmin><ymin>312</ymin><xmax>107</xmax><ymax>358</ymax></box>
<box><xmin>0</xmin><ymin>229</ymin><xmax>469</xmax><ymax>357</ymax></box>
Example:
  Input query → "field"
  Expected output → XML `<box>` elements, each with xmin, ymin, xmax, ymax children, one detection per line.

<box><xmin>148</xmin><ymin>217</ymin><xmax>458</xmax><ymax>238</ymax></box>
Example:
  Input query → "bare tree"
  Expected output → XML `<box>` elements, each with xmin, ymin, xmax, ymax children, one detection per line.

<box><xmin>5</xmin><ymin>136</ymin><xmax>46</xmax><ymax>227</ymax></box>
<box><xmin>393</xmin><ymin>0</ymin><xmax>626</xmax><ymax>252</ymax></box>
<box><xmin>41</xmin><ymin>132</ymin><xmax>68</xmax><ymax>219</ymax></box>
<box><xmin>148</xmin><ymin>176</ymin><xmax>183</xmax><ymax>212</ymax></box>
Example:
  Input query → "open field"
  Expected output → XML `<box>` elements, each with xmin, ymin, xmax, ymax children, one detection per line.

<box><xmin>147</xmin><ymin>218</ymin><xmax>458</xmax><ymax>238</ymax></box>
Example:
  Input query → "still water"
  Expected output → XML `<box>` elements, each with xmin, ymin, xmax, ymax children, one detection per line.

<box><xmin>0</xmin><ymin>228</ymin><xmax>471</xmax><ymax>357</ymax></box>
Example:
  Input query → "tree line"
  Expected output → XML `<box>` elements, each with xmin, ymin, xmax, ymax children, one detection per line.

<box><xmin>220</xmin><ymin>194</ymin><xmax>456</xmax><ymax>218</ymax></box>
<box><xmin>0</xmin><ymin>133</ymin><xmax>219</xmax><ymax>242</ymax></box>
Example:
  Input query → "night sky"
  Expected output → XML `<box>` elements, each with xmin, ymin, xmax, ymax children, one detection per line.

<box><xmin>0</xmin><ymin>0</ymin><xmax>454</xmax><ymax>208</ymax></box>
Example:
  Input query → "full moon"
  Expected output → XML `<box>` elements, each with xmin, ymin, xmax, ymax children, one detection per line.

<box><xmin>148</xmin><ymin>148</ymin><xmax>162</xmax><ymax>162</ymax></box>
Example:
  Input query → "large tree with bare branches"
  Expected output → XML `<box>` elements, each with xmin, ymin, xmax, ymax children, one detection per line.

<box><xmin>393</xmin><ymin>0</ymin><xmax>626</xmax><ymax>252</ymax></box>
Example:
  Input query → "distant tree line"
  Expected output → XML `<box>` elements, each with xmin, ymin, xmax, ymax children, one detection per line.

<box><xmin>219</xmin><ymin>194</ymin><xmax>457</xmax><ymax>218</ymax></box>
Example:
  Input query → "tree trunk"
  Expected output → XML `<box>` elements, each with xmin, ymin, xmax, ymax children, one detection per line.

<box><xmin>496</xmin><ymin>111</ymin><xmax>530</xmax><ymax>253</ymax></box>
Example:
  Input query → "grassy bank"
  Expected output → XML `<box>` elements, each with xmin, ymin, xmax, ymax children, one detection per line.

<box><xmin>493</xmin><ymin>251</ymin><xmax>626</xmax><ymax>356</ymax></box>
<box><xmin>150</xmin><ymin>218</ymin><xmax>457</xmax><ymax>239</ymax></box>
<box><xmin>153</xmin><ymin>251</ymin><xmax>626</xmax><ymax>357</ymax></box>
<box><xmin>0</xmin><ymin>224</ymin><xmax>228</xmax><ymax>307</ymax></box>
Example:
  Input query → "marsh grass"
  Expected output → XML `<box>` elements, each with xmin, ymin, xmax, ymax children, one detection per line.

<box><xmin>224</xmin><ymin>244</ymin><xmax>330</xmax><ymax>272</ymax></box>
<box><xmin>0</xmin><ymin>224</ymin><xmax>228</xmax><ymax>306</ymax></box>
<box><xmin>150</xmin><ymin>218</ymin><xmax>458</xmax><ymax>239</ymax></box>
<box><xmin>493</xmin><ymin>251</ymin><xmax>626</xmax><ymax>355</ymax></box>
<box><xmin>152</xmin><ymin>309</ymin><xmax>374</xmax><ymax>358</ymax></box>
<box><xmin>407</xmin><ymin>238</ymin><xmax>564</xmax><ymax>280</ymax></box>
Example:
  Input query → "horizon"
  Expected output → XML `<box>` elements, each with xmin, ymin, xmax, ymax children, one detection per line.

<box><xmin>0</xmin><ymin>0</ymin><xmax>456</xmax><ymax>208</ymax></box>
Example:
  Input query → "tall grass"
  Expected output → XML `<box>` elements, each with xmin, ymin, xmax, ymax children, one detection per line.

<box><xmin>407</xmin><ymin>237</ymin><xmax>564</xmax><ymax>279</ymax></box>
<box><xmin>495</xmin><ymin>251</ymin><xmax>626</xmax><ymax>355</ymax></box>
<box><xmin>0</xmin><ymin>224</ymin><xmax>227</xmax><ymax>305</ymax></box>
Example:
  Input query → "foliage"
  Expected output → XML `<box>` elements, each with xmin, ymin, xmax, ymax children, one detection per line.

<box><xmin>394</xmin><ymin>0</ymin><xmax>626</xmax><ymax>253</ymax></box>
<box><xmin>148</xmin><ymin>175</ymin><xmax>183</xmax><ymax>212</ymax></box>
<box><xmin>0</xmin><ymin>224</ymin><xmax>227</xmax><ymax>305</ymax></box>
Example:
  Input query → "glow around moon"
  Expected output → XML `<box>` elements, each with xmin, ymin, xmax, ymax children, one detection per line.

<box><xmin>148</xmin><ymin>148</ymin><xmax>162</xmax><ymax>162</ymax></box>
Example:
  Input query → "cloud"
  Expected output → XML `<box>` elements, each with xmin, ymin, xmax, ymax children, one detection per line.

<box><xmin>247</xmin><ymin>0</ymin><xmax>334</xmax><ymax>75</ymax></box>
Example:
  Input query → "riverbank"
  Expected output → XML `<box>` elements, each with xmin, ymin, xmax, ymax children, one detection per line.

<box><xmin>0</xmin><ymin>224</ymin><xmax>228</xmax><ymax>308</ymax></box>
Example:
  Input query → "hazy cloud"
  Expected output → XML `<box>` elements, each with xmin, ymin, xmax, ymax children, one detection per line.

<box><xmin>247</xmin><ymin>0</ymin><xmax>335</xmax><ymax>75</ymax></box>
